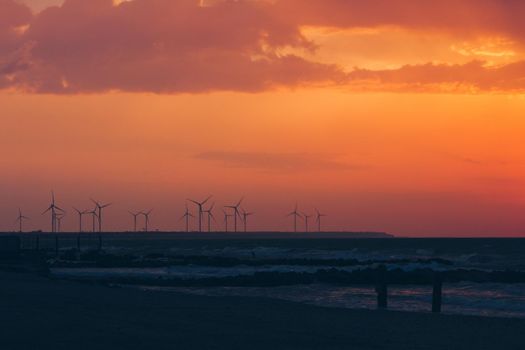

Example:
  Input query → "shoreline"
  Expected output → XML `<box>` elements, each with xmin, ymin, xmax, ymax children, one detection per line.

<box><xmin>2</xmin><ymin>271</ymin><xmax>525</xmax><ymax>349</ymax></box>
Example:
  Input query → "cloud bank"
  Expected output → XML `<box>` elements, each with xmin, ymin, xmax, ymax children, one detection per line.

<box><xmin>2</xmin><ymin>0</ymin><xmax>525</xmax><ymax>93</ymax></box>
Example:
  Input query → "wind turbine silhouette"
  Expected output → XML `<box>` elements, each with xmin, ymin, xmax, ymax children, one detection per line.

<box><xmin>222</xmin><ymin>209</ymin><xmax>232</xmax><ymax>232</ymax></box>
<box><xmin>73</xmin><ymin>208</ymin><xmax>89</xmax><ymax>233</ymax></box>
<box><xmin>91</xmin><ymin>199</ymin><xmax>111</xmax><ymax>233</ymax></box>
<box><xmin>287</xmin><ymin>203</ymin><xmax>303</xmax><ymax>233</ymax></box>
<box><xmin>88</xmin><ymin>208</ymin><xmax>98</xmax><ymax>232</ymax></box>
<box><xmin>241</xmin><ymin>208</ymin><xmax>254</xmax><ymax>233</ymax></box>
<box><xmin>55</xmin><ymin>213</ymin><xmax>65</xmax><ymax>233</ymax></box>
<box><xmin>225</xmin><ymin>197</ymin><xmax>243</xmax><ymax>232</ymax></box>
<box><xmin>128</xmin><ymin>211</ymin><xmax>140</xmax><ymax>232</ymax></box>
<box><xmin>203</xmin><ymin>202</ymin><xmax>216</xmax><ymax>232</ymax></box>
<box><xmin>179</xmin><ymin>204</ymin><xmax>194</xmax><ymax>232</ymax></box>
<box><xmin>42</xmin><ymin>192</ymin><xmax>64</xmax><ymax>232</ymax></box>
<box><xmin>15</xmin><ymin>209</ymin><xmax>29</xmax><ymax>233</ymax></box>
<box><xmin>188</xmin><ymin>196</ymin><xmax>212</xmax><ymax>232</ymax></box>
<box><xmin>315</xmin><ymin>208</ymin><xmax>326</xmax><ymax>232</ymax></box>
<box><xmin>302</xmin><ymin>212</ymin><xmax>312</xmax><ymax>233</ymax></box>
<box><xmin>142</xmin><ymin>210</ymin><xmax>152</xmax><ymax>232</ymax></box>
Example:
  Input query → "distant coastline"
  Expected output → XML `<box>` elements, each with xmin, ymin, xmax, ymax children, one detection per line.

<box><xmin>0</xmin><ymin>231</ymin><xmax>394</xmax><ymax>239</ymax></box>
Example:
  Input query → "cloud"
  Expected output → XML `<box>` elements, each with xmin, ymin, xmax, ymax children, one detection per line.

<box><xmin>195</xmin><ymin>151</ymin><xmax>357</xmax><ymax>172</ymax></box>
<box><xmin>2</xmin><ymin>0</ymin><xmax>344</xmax><ymax>93</ymax></box>
<box><xmin>3</xmin><ymin>0</ymin><xmax>525</xmax><ymax>93</ymax></box>
<box><xmin>275</xmin><ymin>0</ymin><xmax>525</xmax><ymax>40</ymax></box>
<box><xmin>346</xmin><ymin>60</ymin><xmax>525</xmax><ymax>92</ymax></box>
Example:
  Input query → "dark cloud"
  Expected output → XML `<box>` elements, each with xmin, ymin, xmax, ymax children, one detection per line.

<box><xmin>347</xmin><ymin>60</ymin><xmax>525</xmax><ymax>92</ymax></box>
<box><xmin>195</xmin><ymin>151</ymin><xmax>357</xmax><ymax>172</ymax></box>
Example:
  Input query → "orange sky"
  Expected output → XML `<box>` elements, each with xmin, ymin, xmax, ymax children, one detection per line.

<box><xmin>1</xmin><ymin>0</ymin><xmax>525</xmax><ymax>236</ymax></box>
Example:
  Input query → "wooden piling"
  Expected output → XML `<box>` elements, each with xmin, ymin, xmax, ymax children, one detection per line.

<box><xmin>432</xmin><ymin>273</ymin><xmax>443</xmax><ymax>313</ymax></box>
<box><xmin>376</xmin><ymin>265</ymin><xmax>388</xmax><ymax>309</ymax></box>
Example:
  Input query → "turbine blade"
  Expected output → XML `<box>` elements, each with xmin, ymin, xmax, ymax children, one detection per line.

<box><xmin>202</xmin><ymin>195</ymin><xmax>212</xmax><ymax>205</ymax></box>
<box><xmin>42</xmin><ymin>206</ymin><xmax>52</xmax><ymax>215</ymax></box>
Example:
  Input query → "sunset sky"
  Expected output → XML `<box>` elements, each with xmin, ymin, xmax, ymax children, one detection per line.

<box><xmin>1</xmin><ymin>0</ymin><xmax>525</xmax><ymax>236</ymax></box>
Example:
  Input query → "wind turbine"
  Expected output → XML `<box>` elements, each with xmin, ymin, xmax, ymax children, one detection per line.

<box><xmin>15</xmin><ymin>209</ymin><xmax>29</xmax><ymax>233</ymax></box>
<box><xmin>142</xmin><ymin>210</ymin><xmax>152</xmax><ymax>232</ymax></box>
<box><xmin>73</xmin><ymin>208</ymin><xmax>89</xmax><ymax>233</ymax></box>
<box><xmin>287</xmin><ymin>203</ymin><xmax>303</xmax><ymax>233</ymax></box>
<box><xmin>302</xmin><ymin>212</ymin><xmax>312</xmax><ymax>233</ymax></box>
<box><xmin>128</xmin><ymin>211</ymin><xmax>140</xmax><ymax>232</ymax></box>
<box><xmin>315</xmin><ymin>208</ymin><xmax>327</xmax><ymax>232</ymax></box>
<box><xmin>91</xmin><ymin>199</ymin><xmax>111</xmax><ymax>233</ymax></box>
<box><xmin>56</xmin><ymin>213</ymin><xmax>65</xmax><ymax>233</ymax></box>
<box><xmin>222</xmin><ymin>209</ymin><xmax>232</xmax><ymax>232</ymax></box>
<box><xmin>225</xmin><ymin>197</ymin><xmax>243</xmax><ymax>232</ymax></box>
<box><xmin>240</xmin><ymin>208</ymin><xmax>254</xmax><ymax>233</ymax></box>
<box><xmin>88</xmin><ymin>208</ymin><xmax>98</xmax><ymax>232</ymax></box>
<box><xmin>179</xmin><ymin>204</ymin><xmax>194</xmax><ymax>232</ymax></box>
<box><xmin>203</xmin><ymin>202</ymin><xmax>216</xmax><ymax>232</ymax></box>
<box><xmin>42</xmin><ymin>192</ymin><xmax>65</xmax><ymax>232</ymax></box>
<box><xmin>188</xmin><ymin>196</ymin><xmax>212</xmax><ymax>232</ymax></box>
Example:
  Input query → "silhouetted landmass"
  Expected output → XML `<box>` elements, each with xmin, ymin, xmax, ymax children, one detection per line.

<box><xmin>1</xmin><ymin>231</ymin><xmax>394</xmax><ymax>238</ymax></box>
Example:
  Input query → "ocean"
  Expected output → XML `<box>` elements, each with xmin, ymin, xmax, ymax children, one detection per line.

<box><xmin>23</xmin><ymin>233</ymin><xmax>525</xmax><ymax>319</ymax></box>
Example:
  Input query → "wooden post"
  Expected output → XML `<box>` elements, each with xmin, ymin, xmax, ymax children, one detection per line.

<box><xmin>55</xmin><ymin>235</ymin><xmax>59</xmax><ymax>257</ymax></box>
<box><xmin>376</xmin><ymin>265</ymin><xmax>388</xmax><ymax>309</ymax></box>
<box><xmin>432</xmin><ymin>273</ymin><xmax>443</xmax><ymax>313</ymax></box>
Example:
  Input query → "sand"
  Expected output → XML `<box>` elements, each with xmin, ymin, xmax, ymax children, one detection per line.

<box><xmin>1</xmin><ymin>271</ymin><xmax>524</xmax><ymax>350</ymax></box>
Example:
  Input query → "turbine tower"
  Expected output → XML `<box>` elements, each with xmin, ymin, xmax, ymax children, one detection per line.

<box><xmin>188</xmin><ymin>196</ymin><xmax>212</xmax><ymax>232</ymax></box>
<box><xmin>240</xmin><ymin>208</ymin><xmax>254</xmax><ymax>233</ymax></box>
<box><xmin>225</xmin><ymin>197</ymin><xmax>243</xmax><ymax>232</ymax></box>
<box><xmin>73</xmin><ymin>207</ymin><xmax>88</xmax><ymax>233</ymax></box>
<box><xmin>315</xmin><ymin>208</ymin><xmax>326</xmax><ymax>232</ymax></box>
<box><xmin>42</xmin><ymin>192</ymin><xmax>64</xmax><ymax>232</ymax></box>
<box><xmin>287</xmin><ymin>203</ymin><xmax>302</xmax><ymax>233</ymax></box>
<box><xmin>203</xmin><ymin>202</ymin><xmax>216</xmax><ymax>232</ymax></box>
<box><xmin>91</xmin><ymin>199</ymin><xmax>111</xmax><ymax>233</ymax></box>
<box><xmin>15</xmin><ymin>209</ymin><xmax>29</xmax><ymax>233</ymax></box>
<box><xmin>128</xmin><ymin>211</ymin><xmax>140</xmax><ymax>232</ymax></box>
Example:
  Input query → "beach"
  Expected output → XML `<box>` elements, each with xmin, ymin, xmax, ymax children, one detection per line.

<box><xmin>1</xmin><ymin>271</ymin><xmax>524</xmax><ymax>350</ymax></box>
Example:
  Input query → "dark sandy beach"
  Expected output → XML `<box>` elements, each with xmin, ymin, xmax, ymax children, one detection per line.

<box><xmin>1</xmin><ymin>271</ymin><xmax>524</xmax><ymax>350</ymax></box>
